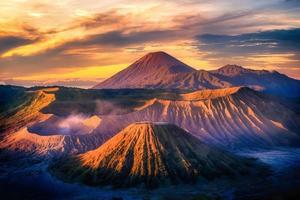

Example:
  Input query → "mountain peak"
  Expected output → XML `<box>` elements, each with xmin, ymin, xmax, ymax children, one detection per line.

<box><xmin>221</xmin><ymin>64</ymin><xmax>245</xmax><ymax>70</ymax></box>
<box><xmin>214</xmin><ymin>64</ymin><xmax>249</xmax><ymax>76</ymax></box>
<box><xmin>51</xmin><ymin>122</ymin><xmax>256</xmax><ymax>188</ymax></box>
<box><xmin>143</xmin><ymin>51</ymin><xmax>170</xmax><ymax>57</ymax></box>
<box><xmin>133</xmin><ymin>51</ymin><xmax>195</xmax><ymax>73</ymax></box>
<box><xmin>214</xmin><ymin>64</ymin><xmax>284</xmax><ymax>77</ymax></box>
<box><xmin>93</xmin><ymin>51</ymin><xmax>196</xmax><ymax>89</ymax></box>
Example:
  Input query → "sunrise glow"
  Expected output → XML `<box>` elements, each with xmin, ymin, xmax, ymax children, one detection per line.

<box><xmin>0</xmin><ymin>0</ymin><xmax>299</xmax><ymax>87</ymax></box>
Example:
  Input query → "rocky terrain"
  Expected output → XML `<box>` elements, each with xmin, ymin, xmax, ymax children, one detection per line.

<box><xmin>1</xmin><ymin>85</ymin><xmax>299</xmax><ymax>157</ymax></box>
<box><xmin>94</xmin><ymin>87</ymin><xmax>300</xmax><ymax>149</ymax></box>
<box><xmin>50</xmin><ymin>122</ymin><xmax>262</xmax><ymax>188</ymax></box>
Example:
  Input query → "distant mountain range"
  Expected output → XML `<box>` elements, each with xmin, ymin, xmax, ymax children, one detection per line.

<box><xmin>93</xmin><ymin>51</ymin><xmax>300</xmax><ymax>97</ymax></box>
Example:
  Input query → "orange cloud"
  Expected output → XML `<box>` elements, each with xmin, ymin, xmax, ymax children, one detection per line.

<box><xmin>0</xmin><ymin>0</ymin><xmax>299</xmax><ymax>86</ymax></box>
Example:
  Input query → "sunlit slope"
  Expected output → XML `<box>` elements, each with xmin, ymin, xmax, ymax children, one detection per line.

<box><xmin>95</xmin><ymin>87</ymin><xmax>300</xmax><ymax>149</ymax></box>
<box><xmin>0</xmin><ymin>86</ymin><xmax>184</xmax><ymax>156</ymax></box>
<box><xmin>0</xmin><ymin>127</ymin><xmax>107</xmax><ymax>156</ymax></box>
<box><xmin>0</xmin><ymin>86</ymin><xmax>56</xmax><ymax>136</ymax></box>
<box><xmin>1</xmin><ymin>86</ymin><xmax>299</xmax><ymax>156</ymax></box>
<box><xmin>51</xmin><ymin>123</ymin><xmax>261</xmax><ymax>188</ymax></box>
<box><xmin>0</xmin><ymin>86</ymin><xmax>108</xmax><ymax>156</ymax></box>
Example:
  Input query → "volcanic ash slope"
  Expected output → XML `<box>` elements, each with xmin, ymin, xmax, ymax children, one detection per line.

<box><xmin>51</xmin><ymin>123</ymin><xmax>264</xmax><ymax>188</ymax></box>
<box><xmin>95</xmin><ymin>87</ymin><xmax>300</xmax><ymax>149</ymax></box>
<box><xmin>0</xmin><ymin>87</ymin><xmax>107</xmax><ymax>156</ymax></box>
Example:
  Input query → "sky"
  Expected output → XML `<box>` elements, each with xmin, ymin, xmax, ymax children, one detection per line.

<box><xmin>0</xmin><ymin>0</ymin><xmax>300</xmax><ymax>88</ymax></box>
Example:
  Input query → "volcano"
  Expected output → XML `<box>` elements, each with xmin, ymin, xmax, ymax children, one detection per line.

<box><xmin>51</xmin><ymin>122</ymin><xmax>261</xmax><ymax>188</ymax></box>
<box><xmin>93</xmin><ymin>52</ymin><xmax>300</xmax><ymax>97</ymax></box>
<box><xmin>93</xmin><ymin>51</ymin><xmax>196</xmax><ymax>89</ymax></box>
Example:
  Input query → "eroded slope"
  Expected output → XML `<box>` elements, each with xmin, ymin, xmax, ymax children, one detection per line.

<box><xmin>95</xmin><ymin>87</ymin><xmax>300</xmax><ymax>149</ymax></box>
<box><xmin>51</xmin><ymin>123</ymin><xmax>261</xmax><ymax>188</ymax></box>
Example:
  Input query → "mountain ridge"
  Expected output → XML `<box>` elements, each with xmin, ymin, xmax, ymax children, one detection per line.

<box><xmin>93</xmin><ymin>51</ymin><xmax>300</xmax><ymax>97</ymax></box>
<box><xmin>94</xmin><ymin>86</ymin><xmax>300</xmax><ymax>149</ymax></box>
<box><xmin>1</xmin><ymin>85</ymin><xmax>299</xmax><ymax>157</ymax></box>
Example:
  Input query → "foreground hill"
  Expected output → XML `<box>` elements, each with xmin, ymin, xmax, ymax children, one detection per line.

<box><xmin>50</xmin><ymin>122</ymin><xmax>262</xmax><ymax>188</ymax></box>
<box><xmin>93</xmin><ymin>51</ymin><xmax>300</xmax><ymax>97</ymax></box>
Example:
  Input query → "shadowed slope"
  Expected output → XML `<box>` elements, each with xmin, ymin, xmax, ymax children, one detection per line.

<box><xmin>211</xmin><ymin>65</ymin><xmax>300</xmax><ymax>97</ymax></box>
<box><xmin>51</xmin><ymin>123</ymin><xmax>262</xmax><ymax>188</ymax></box>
